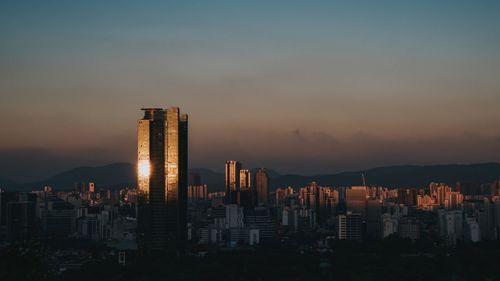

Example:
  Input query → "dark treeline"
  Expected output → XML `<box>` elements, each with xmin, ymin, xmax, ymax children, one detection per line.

<box><xmin>2</xmin><ymin>238</ymin><xmax>500</xmax><ymax>281</ymax></box>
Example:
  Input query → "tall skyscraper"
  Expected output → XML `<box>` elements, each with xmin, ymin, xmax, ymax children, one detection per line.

<box><xmin>255</xmin><ymin>168</ymin><xmax>269</xmax><ymax>206</ymax></box>
<box><xmin>225</xmin><ymin>160</ymin><xmax>241</xmax><ymax>204</ymax></box>
<box><xmin>137</xmin><ymin>107</ymin><xmax>188</xmax><ymax>251</ymax></box>
<box><xmin>239</xmin><ymin>169</ymin><xmax>252</xmax><ymax>190</ymax></box>
<box><xmin>365</xmin><ymin>199</ymin><xmax>381</xmax><ymax>239</ymax></box>
<box><xmin>238</xmin><ymin>169</ymin><xmax>254</xmax><ymax>208</ymax></box>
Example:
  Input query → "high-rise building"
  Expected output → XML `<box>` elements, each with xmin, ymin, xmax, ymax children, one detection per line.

<box><xmin>255</xmin><ymin>168</ymin><xmax>269</xmax><ymax>206</ymax></box>
<box><xmin>188</xmin><ymin>185</ymin><xmax>208</xmax><ymax>203</ymax></box>
<box><xmin>337</xmin><ymin>212</ymin><xmax>362</xmax><ymax>240</ymax></box>
<box><xmin>398</xmin><ymin>188</ymin><xmax>417</xmax><ymax>206</ymax></box>
<box><xmin>381</xmin><ymin>213</ymin><xmax>399</xmax><ymax>238</ymax></box>
<box><xmin>438</xmin><ymin>209</ymin><xmax>464</xmax><ymax>244</ymax></box>
<box><xmin>346</xmin><ymin>186</ymin><xmax>367</xmax><ymax>217</ymax></box>
<box><xmin>225</xmin><ymin>160</ymin><xmax>241</xmax><ymax>204</ymax></box>
<box><xmin>239</xmin><ymin>169</ymin><xmax>251</xmax><ymax>190</ymax></box>
<box><xmin>0</xmin><ymin>189</ymin><xmax>18</xmax><ymax>231</ymax></box>
<box><xmin>74</xmin><ymin>182</ymin><xmax>94</xmax><ymax>193</ymax></box>
<box><xmin>41</xmin><ymin>199</ymin><xmax>76</xmax><ymax>238</ymax></box>
<box><xmin>137</xmin><ymin>107</ymin><xmax>188</xmax><ymax>251</ymax></box>
<box><xmin>245</xmin><ymin>208</ymin><xmax>276</xmax><ymax>241</ymax></box>
<box><xmin>275</xmin><ymin>186</ymin><xmax>294</xmax><ymax>206</ymax></box>
<box><xmin>445</xmin><ymin>191</ymin><xmax>463</xmax><ymax>210</ymax></box>
<box><xmin>4</xmin><ymin>192</ymin><xmax>37</xmax><ymax>241</ymax></box>
<box><xmin>478</xmin><ymin>198</ymin><xmax>494</xmax><ymax>240</ymax></box>
<box><xmin>493</xmin><ymin>198</ymin><xmax>500</xmax><ymax>237</ymax></box>
<box><xmin>430</xmin><ymin>182</ymin><xmax>452</xmax><ymax>206</ymax></box>
<box><xmin>397</xmin><ymin>218</ymin><xmax>420</xmax><ymax>240</ymax></box>
<box><xmin>238</xmin><ymin>169</ymin><xmax>255</xmax><ymax>208</ymax></box>
<box><xmin>464</xmin><ymin>217</ymin><xmax>480</xmax><ymax>242</ymax></box>
<box><xmin>365</xmin><ymin>199</ymin><xmax>381</xmax><ymax>239</ymax></box>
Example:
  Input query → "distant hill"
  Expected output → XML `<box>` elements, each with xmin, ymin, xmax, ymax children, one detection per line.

<box><xmin>250</xmin><ymin>168</ymin><xmax>281</xmax><ymax>179</ymax></box>
<box><xmin>189</xmin><ymin>168</ymin><xmax>282</xmax><ymax>192</ymax></box>
<box><xmin>16</xmin><ymin>163</ymin><xmax>136</xmax><ymax>191</ymax></box>
<box><xmin>14</xmin><ymin>164</ymin><xmax>227</xmax><ymax>191</ymax></box>
<box><xmin>6</xmin><ymin>162</ymin><xmax>500</xmax><ymax>192</ymax></box>
<box><xmin>0</xmin><ymin>179</ymin><xmax>17</xmax><ymax>190</ymax></box>
<box><xmin>189</xmin><ymin>168</ymin><xmax>224</xmax><ymax>185</ymax></box>
<box><xmin>269</xmin><ymin>163</ymin><xmax>500</xmax><ymax>189</ymax></box>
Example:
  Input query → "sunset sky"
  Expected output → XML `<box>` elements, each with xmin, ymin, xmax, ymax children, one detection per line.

<box><xmin>1</xmin><ymin>0</ymin><xmax>500</xmax><ymax>181</ymax></box>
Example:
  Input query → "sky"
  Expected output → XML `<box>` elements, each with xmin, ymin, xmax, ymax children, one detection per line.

<box><xmin>1</xmin><ymin>0</ymin><xmax>500</xmax><ymax>181</ymax></box>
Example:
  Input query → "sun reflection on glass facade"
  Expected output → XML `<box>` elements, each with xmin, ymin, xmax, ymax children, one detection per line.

<box><xmin>137</xmin><ymin>107</ymin><xmax>188</xmax><ymax>251</ymax></box>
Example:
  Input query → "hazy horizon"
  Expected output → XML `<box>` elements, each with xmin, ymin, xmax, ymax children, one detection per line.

<box><xmin>2</xmin><ymin>0</ymin><xmax>500</xmax><ymax>181</ymax></box>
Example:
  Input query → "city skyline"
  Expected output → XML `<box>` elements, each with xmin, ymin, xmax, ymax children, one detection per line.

<box><xmin>2</xmin><ymin>0</ymin><xmax>500</xmax><ymax>181</ymax></box>
<box><xmin>2</xmin><ymin>2</ymin><xmax>500</xmax><ymax>280</ymax></box>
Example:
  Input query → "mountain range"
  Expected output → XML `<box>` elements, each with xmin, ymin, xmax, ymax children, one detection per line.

<box><xmin>1</xmin><ymin>162</ymin><xmax>500</xmax><ymax>192</ymax></box>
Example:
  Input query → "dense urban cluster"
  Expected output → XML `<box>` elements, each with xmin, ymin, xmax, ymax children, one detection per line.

<box><xmin>188</xmin><ymin>161</ymin><xmax>500</xmax><ymax>247</ymax></box>
<box><xmin>1</xmin><ymin>107</ymin><xmax>500</xmax><ymax>281</ymax></box>
<box><xmin>0</xmin><ymin>183</ymin><xmax>138</xmax><ymax>270</ymax></box>
<box><xmin>2</xmin><ymin>167</ymin><xmax>500</xmax><ymax>262</ymax></box>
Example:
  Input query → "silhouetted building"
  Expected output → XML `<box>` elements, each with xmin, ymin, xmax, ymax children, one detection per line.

<box><xmin>137</xmin><ymin>107</ymin><xmax>188</xmax><ymax>251</ymax></box>
<box><xmin>77</xmin><ymin>216</ymin><xmax>99</xmax><ymax>240</ymax></box>
<box><xmin>398</xmin><ymin>218</ymin><xmax>420</xmax><ymax>240</ymax></box>
<box><xmin>464</xmin><ymin>217</ymin><xmax>480</xmax><ymax>242</ymax></box>
<box><xmin>366</xmin><ymin>199</ymin><xmax>381</xmax><ymax>239</ymax></box>
<box><xmin>41</xmin><ymin>199</ymin><xmax>76</xmax><ymax>238</ymax></box>
<box><xmin>398</xmin><ymin>188</ymin><xmax>417</xmax><ymax>206</ymax></box>
<box><xmin>5</xmin><ymin>192</ymin><xmax>37</xmax><ymax>241</ymax></box>
<box><xmin>238</xmin><ymin>190</ymin><xmax>255</xmax><ymax>209</ymax></box>
<box><xmin>188</xmin><ymin>185</ymin><xmax>208</xmax><ymax>203</ymax></box>
<box><xmin>477</xmin><ymin>198</ymin><xmax>494</xmax><ymax>240</ymax></box>
<box><xmin>225</xmin><ymin>160</ymin><xmax>241</xmax><ymax>205</ymax></box>
<box><xmin>346</xmin><ymin>186</ymin><xmax>367</xmax><ymax>217</ymax></box>
<box><xmin>238</xmin><ymin>169</ymin><xmax>254</xmax><ymax>208</ymax></box>
<box><xmin>337</xmin><ymin>212</ymin><xmax>362</xmax><ymax>240</ymax></box>
<box><xmin>255</xmin><ymin>168</ymin><xmax>269</xmax><ymax>206</ymax></box>
<box><xmin>0</xmin><ymin>190</ymin><xmax>18</xmax><ymax>230</ymax></box>
<box><xmin>244</xmin><ymin>208</ymin><xmax>276</xmax><ymax>240</ymax></box>
<box><xmin>438</xmin><ymin>209</ymin><xmax>463</xmax><ymax>244</ymax></box>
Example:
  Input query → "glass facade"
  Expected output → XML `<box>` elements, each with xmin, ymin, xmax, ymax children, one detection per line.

<box><xmin>225</xmin><ymin>160</ymin><xmax>241</xmax><ymax>204</ymax></box>
<box><xmin>137</xmin><ymin>107</ymin><xmax>188</xmax><ymax>251</ymax></box>
<box><xmin>255</xmin><ymin>168</ymin><xmax>269</xmax><ymax>205</ymax></box>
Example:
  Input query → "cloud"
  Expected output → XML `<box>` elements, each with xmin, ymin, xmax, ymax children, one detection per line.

<box><xmin>1</xmin><ymin>129</ymin><xmax>500</xmax><ymax>181</ymax></box>
<box><xmin>291</xmin><ymin>129</ymin><xmax>306</xmax><ymax>143</ymax></box>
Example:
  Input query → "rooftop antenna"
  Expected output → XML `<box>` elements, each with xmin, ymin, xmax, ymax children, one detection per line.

<box><xmin>362</xmin><ymin>173</ymin><xmax>367</xmax><ymax>186</ymax></box>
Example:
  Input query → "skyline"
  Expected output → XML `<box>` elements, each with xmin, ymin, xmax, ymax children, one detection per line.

<box><xmin>2</xmin><ymin>0</ymin><xmax>500</xmax><ymax>181</ymax></box>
